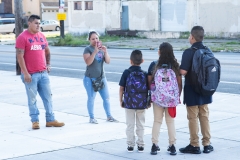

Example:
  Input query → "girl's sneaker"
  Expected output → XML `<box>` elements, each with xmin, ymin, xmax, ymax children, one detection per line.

<box><xmin>168</xmin><ymin>144</ymin><xmax>177</xmax><ymax>155</ymax></box>
<box><xmin>89</xmin><ymin>118</ymin><xmax>98</xmax><ymax>124</ymax></box>
<box><xmin>151</xmin><ymin>143</ymin><xmax>160</xmax><ymax>155</ymax></box>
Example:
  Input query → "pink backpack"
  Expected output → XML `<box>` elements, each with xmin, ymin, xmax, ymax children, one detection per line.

<box><xmin>151</xmin><ymin>65</ymin><xmax>180</xmax><ymax>107</ymax></box>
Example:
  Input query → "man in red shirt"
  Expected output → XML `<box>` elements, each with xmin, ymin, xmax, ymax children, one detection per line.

<box><xmin>16</xmin><ymin>15</ymin><xmax>64</xmax><ymax>129</ymax></box>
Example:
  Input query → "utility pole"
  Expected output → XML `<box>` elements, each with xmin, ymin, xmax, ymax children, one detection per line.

<box><xmin>14</xmin><ymin>0</ymin><xmax>24</xmax><ymax>75</ymax></box>
<box><xmin>58</xmin><ymin>0</ymin><xmax>65</xmax><ymax>38</ymax></box>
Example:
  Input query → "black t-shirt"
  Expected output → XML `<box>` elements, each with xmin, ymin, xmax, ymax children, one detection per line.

<box><xmin>147</xmin><ymin>60</ymin><xmax>158</xmax><ymax>75</ymax></box>
<box><xmin>180</xmin><ymin>42</ymin><xmax>212</xmax><ymax>106</ymax></box>
<box><xmin>119</xmin><ymin>66</ymin><xmax>147</xmax><ymax>87</ymax></box>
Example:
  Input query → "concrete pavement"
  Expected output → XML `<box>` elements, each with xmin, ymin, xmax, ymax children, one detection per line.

<box><xmin>0</xmin><ymin>70</ymin><xmax>240</xmax><ymax>160</ymax></box>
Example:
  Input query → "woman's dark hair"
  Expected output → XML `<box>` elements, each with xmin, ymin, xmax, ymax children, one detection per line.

<box><xmin>88</xmin><ymin>31</ymin><xmax>99</xmax><ymax>40</ymax></box>
<box><xmin>154</xmin><ymin>42</ymin><xmax>179</xmax><ymax>75</ymax></box>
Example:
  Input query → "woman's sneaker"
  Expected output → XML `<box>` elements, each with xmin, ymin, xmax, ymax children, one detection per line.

<box><xmin>150</xmin><ymin>143</ymin><xmax>160</xmax><ymax>155</ymax></box>
<box><xmin>107</xmin><ymin>116</ymin><xmax>119</xmax><ymax>122</ymax></box>
<box><xmin>127</xmin><ymin>146</ymin><xmax>134</xmax><ymax>152</ymax></box>
<box><xmin>138</xmin><ymin>146</ymin><xmax>144</xmax><ymax>152</ymax></box>
<box><xmin>167</xmin><ymin>144</ymin><xmax>177</xmax><ymax>155</ymax></box>
<box><xmin>89</xmin><ymin>118</ymin><xmax>98</xmax><ymax>124</ymax></box>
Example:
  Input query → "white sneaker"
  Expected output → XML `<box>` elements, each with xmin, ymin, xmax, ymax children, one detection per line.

<box><xmin>89</xmin><ymin>118</ymin><xmax>98</xmax><ymax>124</ymax></box>
<box><xmin>107</xmin><ymin>116</ymin><xmax>119</xmax><ymax>122</ymax></box>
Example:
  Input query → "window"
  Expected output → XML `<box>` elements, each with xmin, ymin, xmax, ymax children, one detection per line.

<box><xmin>85</xmin><ymin>1</ymin><xmax>93</xmax><ymax>10</ymax></box>
<box><xmin>2</xmin><ymin>20</ymin><xmax>12</xmax><ymax>24</ymax></box>
<box><xmin>74</xmin><ymin>1</ymin><xmax>82</xmax><ymax>10</ymax></box>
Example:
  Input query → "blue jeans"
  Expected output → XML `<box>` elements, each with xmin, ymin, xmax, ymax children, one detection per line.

<box><xmin>83</xmin><ymin>76</ymin><xmax>111</xmax><ymax>119</ymax></box>
<box><xmin>21</xmin><ymin>71</ymin><xmax>55</xmax><ymax>122</ymax></box>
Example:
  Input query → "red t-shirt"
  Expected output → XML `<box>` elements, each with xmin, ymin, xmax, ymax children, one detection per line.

<box><xmin>15</xmin><ymin>30</ymin><xmax>48</xmax><ymax>74</ymax></box>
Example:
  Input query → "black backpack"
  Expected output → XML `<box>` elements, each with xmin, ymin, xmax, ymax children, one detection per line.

<box><xmin>190</xmin><ymin>46</ymin><xmax>221</xmax><ymax>96</ymax></box>
<box><xmin>123</xmin><ymin>69</ymin><xmax>149</xmax><ymax>109</ymax></box>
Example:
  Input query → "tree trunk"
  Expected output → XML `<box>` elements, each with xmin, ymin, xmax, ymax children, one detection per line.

<box><xmin>14</xmin><ymin>0</ymin><xmax>24</xmax><ymax>75</ymax></box>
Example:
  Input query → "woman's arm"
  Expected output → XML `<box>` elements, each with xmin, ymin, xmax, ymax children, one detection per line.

<box><xmin>83</xmin><ymin>47</ymin><xmax>99</xmax><ymax>66</ymax></box>
<box><xmin>102</xmin><ymin>46</ymin><xmax>110</xmax><ymax>64</ymax></box>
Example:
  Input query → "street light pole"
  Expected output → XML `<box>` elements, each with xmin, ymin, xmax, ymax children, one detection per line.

<box><xmin>59</xmin><ymin>0</ymin><xmax>65</xmax><ymax>38</ymax></box>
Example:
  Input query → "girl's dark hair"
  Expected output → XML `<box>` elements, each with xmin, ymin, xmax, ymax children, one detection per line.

<box><xmin>154</xmin><ymin>42</ymin><xmax>179</xmax><ymax>75</ymax></box>
<box><xmin>88</xmin><ymin>31</ymin><xmax>99</xmax><ymax>40</ymax></box>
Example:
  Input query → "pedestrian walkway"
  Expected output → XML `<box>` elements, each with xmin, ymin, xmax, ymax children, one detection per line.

<box><xmin>0</xmin><ymin>70</ymin><xmax>240</xmax><ymax>160</ymax></box>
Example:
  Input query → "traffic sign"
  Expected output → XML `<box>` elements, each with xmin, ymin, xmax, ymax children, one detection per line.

<box><xmin>57</xmin><ymin>13</ymin><xmax>66</xmax><ymax>20</ymax></box>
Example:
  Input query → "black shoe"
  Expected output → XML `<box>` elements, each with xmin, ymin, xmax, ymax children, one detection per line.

<box><xmin>151</xmin><ymin>143</ymin><xmax>160</xmax><ymax>155</ymax></box>
<box><xmin>203</xmin><ymin>145</ymin><xmax>214</xmax><ymax>153</ymax></box>
<box><xmin>179</xmin><ymin>144</ymin><xmax>201</xmax><ymax>154</ymax></box>
<box><xmin>167</xmin><ymin>144</ymin><xmax>177</xmax><ymax>155</ymax></box>
<box><xmin>138</xmin><ymin>146</ymin><xmax>144</xmax><ymax>152</ymax></box>
<box><xmin>127</xmin><ymin>146</ymin><xmax>134</xmax><ymax>152</ymax></box>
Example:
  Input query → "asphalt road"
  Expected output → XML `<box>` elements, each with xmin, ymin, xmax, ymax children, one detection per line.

<box><xmin>0</xmin><ymin>45</ymin><xmax>239</xmax><ymax>94</ymax></box>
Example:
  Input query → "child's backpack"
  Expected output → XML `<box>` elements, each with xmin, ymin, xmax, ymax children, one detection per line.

<box><xmin>191</xmin><ymin>47</ymin><xmax>221</xmax><ymax>96</ymax></box>
<box><xmin>151</xmin><ymin>64</ymin><xmax>180</xmax><ymax>107</ymax></box>
<box><xmin>123</xmin><ymin>69</ymin><xmax>148</xmax><ymax>109</ymax></box>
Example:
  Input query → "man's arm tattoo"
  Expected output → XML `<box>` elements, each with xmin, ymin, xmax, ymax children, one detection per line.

<box><xmin>16</xmin><ymin>48</ymin><xmax>24</xmax><ymax>54</ymax></box>
<box><xmin>45</xmin><ymin>47</ymin><xmax>51</xmax><ymax>65</ymax></box>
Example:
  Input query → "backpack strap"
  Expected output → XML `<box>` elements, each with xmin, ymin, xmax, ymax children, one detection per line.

<box><xmin>160</xmin><ymin>63</ymin><xmax>172</xmax><ymax>69</ymax></box>
<box><xmin>192</xmin><ymin>46</ymin><xmax>208</xmax><ymax>50</ymax></box>
<box><xmin>127</xmin><ymin>68</ymin><xmax>146</xmax><ymax>74</ymax></box>
<box><xmin>192</xmin><ymin>46</ymin><xmax>198</xmax><ymax>50</ymax></box>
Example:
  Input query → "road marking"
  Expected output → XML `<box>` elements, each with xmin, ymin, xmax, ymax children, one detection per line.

<box><xmin>51</xmin><ymin>66</ymin><xmax>123</xmax><ymax>75</ymax></box>
<box><xmin>1</xmin><ymin>63</ymin><xmax>240</xmax><ymax>84</ymax></box>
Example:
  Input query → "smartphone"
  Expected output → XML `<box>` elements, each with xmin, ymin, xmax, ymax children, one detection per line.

<box><xmin>97</xmin><ymin>41</ymin><xmax>102</xmax><ymax>49</ymax></box>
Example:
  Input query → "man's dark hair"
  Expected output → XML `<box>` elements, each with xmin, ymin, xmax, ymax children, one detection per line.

<box><xmin>130</xmin><ymin>50</ymin><xmax>142</xmax><ymax>65</ymax></box>
<box><xmin>28</xmin><ymin>15</ymin><xmax>40</xmax><ymax>22</ymax></box>
<box><xmin>191</xmin><ymin>26</ymin><xmax>204</xmax><ymax>42</ymax></box>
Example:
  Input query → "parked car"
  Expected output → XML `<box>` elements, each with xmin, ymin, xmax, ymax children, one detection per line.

<box><xmin>40</xmin><ymin>20</ymin><xmax>60</xmax><ymax>32</ymax></box>
<box><xmin>0</xmin><ymin>13</ymin><xmax>15</xmax><ymax>18</ymax></box>
<box><xmin>0</xmin><ymin>18</ymin><xmax>15</xmax><ymax>34</ymax></box>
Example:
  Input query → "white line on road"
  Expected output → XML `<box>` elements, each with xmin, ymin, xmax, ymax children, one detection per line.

<box><xmin>1</xmin><ymin>62</ymin><xmax>240</xmax><ymax>84</ymax></box>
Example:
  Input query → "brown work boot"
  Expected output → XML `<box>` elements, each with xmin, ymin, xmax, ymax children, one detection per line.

<box><xmin>32</xmin><ymin>122</ymin><xmax>40</xmax><ymax>129</ymax></box>
<box><xmin>46</xmin><ymin>120</ymin><xmax>65</xmax><ymax>127</ymax></box>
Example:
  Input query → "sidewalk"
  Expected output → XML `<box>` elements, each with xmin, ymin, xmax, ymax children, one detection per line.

<box><xmin>0</xmin><ymin>70</ymin><xmax>240</xmax><ymax>160</ymax></box>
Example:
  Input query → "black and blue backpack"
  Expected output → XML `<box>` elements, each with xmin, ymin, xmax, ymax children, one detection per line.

<box><xmin>191</xmin><ymin>46</ymin><xmax>221</xmax><ymax>96</ymax></box>
<box><xmin>123</xmin><ymin>69</ymin><xmax>149</xmax><ymax>109</ymax></box>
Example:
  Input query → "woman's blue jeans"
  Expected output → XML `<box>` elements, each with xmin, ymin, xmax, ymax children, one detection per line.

<box><xmin>21</xmin><ymin>71</ymin><xmax>55</xmax><ymax>122</ymax></box>
<box><xmin>83</xmin><ymin>76</ymin><xmax>111</xmax><ymax>119</ymax></box>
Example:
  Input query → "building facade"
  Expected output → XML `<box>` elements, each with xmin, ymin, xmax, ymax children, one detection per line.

<box><xmin>68</xmin><ymin>0</ymin><xmax>240</xmax><ymax>37</ymax></box>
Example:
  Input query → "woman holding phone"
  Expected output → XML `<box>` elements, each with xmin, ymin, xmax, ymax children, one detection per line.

<box><xmin>82</xmin><ymin>31</ymin><xmax>118</xmax><ymax>124</ymax></box>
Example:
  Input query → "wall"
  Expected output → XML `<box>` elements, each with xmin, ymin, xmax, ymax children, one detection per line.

<box><xmin>68</xmin><ymin>0</ymin><xmax>121</xmax><ymax>34</ymax></box>
<box><xmin>198</xmin><ymin>0</ymin><xmax>240</xmax><ymax>33</ymax></box>
<box><xmin>128</xmin><ymin>0</ymin><xmax>158</xmax><ymax>31</ymax></box>
<box><xmin>12</xmin><ymin>0</ymin><xmax>40</xmax><ymax>16</ymax></box>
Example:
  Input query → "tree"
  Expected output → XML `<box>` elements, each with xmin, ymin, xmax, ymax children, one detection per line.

<box><xmin>14</xmin><ymin>0</ymin><xmax>24</xmax><ymax>75</ymax></box>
